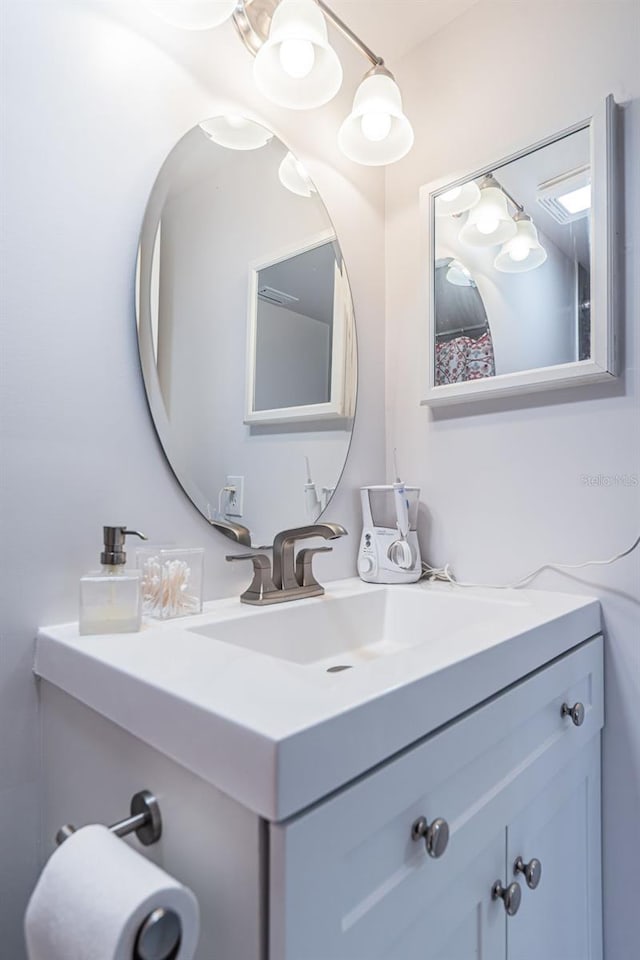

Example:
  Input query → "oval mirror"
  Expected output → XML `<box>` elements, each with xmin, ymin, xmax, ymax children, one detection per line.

<box><xmin>136</xmin><ymin>117</ymin><xmax>357</xmax><ymax>546</ymax></box>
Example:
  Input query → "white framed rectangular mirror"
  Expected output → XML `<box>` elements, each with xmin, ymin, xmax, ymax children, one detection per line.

<box><xmin>244</xmin><ymin>230</ymin><xmax>355</xmax><ymax>425</ymax></box>
<box><xmin>420</xmin><ymin>95</ymin><xmax>620</xmax><ymax>406</ymax></box>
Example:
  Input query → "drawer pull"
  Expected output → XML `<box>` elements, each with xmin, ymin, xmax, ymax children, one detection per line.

<box><xmin>561</xmin><ymin>701</ymin><xmax>585</xmax><ymax>726</ymax></box>
<box><xmin>411</xmin><ymin>816</ymin><xmax>449</xmax><ymax>859</ymax></box>
<box><xmin>492</xmin><ymin>879</ymin><xmax>522</xmax><ymax>916</ymax></box>
<box><xmin>514</xmin><ymin>856</ymin><xmax>542</xmax><ymax>890</ymax></box>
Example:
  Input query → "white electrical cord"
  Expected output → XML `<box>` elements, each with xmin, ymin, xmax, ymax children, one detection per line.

<box><xmin>421</xmin><ymin>533</ymin><xmax>640</xmax><ymax>590</ymax></box>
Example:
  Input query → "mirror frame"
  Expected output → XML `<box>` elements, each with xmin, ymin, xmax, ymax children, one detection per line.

<box><xmin>420</xmin><ymin>95</ymin><xmax>620</xmax><ymax>406</ymax></box>
<box><xmin>244</xmin><ymin>228</ymin><xmax>352</xmax><ymax>424</ymax></box>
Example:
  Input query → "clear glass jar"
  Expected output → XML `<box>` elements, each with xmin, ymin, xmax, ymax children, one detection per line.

<box><xmin>136</xmin><ymin>547</ymin><xmax>204</xmax><ymax>620</ymax></box>
<box><xmin>79</xmin><ymin>566</ymin><xmax>142</xmax><ymax>635</ymax></box>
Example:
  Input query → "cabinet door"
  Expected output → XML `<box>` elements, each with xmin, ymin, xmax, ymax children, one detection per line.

<box><xmin>506</xmin><ymin>738</ymin><xmax>602</xmax><ymax>960</ymax></box>
<box><xmin>270</xmin><ymin>639</ymin><xmax>603</xmax><ymax>960</ymax></box>
<box><xmin>389</xmin><ymin>829</ymin><xmax>507</xmax><ymax>960</ymax></box>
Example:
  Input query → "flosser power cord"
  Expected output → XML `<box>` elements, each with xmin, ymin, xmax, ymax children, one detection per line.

<box><xmin>421</xmin><ymin>532</ymin><xmax>640</xmax><ymax>589</ymax></box>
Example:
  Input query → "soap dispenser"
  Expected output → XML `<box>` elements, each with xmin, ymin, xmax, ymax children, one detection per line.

<box><xmin>79</xmin><ymin>526</ymin><xmax>147</xmax><ymax>636</ymax></box>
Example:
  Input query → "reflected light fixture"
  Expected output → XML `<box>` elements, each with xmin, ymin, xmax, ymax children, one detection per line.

<box><xmin>557</xmin><ymin>184</ymin><xmax>591</xmax><ymax>215</ymax></box>
<box><xmin>147</xmin><ymin>0</ymin><xmax>237</xmax><ymax>30</ymax></box>
<box><xmin>537</xmin><ymin>165</ymin><xmax>591</xmax><ymax>224</ymax></box>
<box><xmin>459</xmin><ymin>175</ymin><xmax>518</xmax><ymax>247</ymax></box>
<box><xmin>435</xmin><ymin>181</ymin><xmax>481</xmax><ymax>217</ymax></box>
<box><xmin>150</xmin><ymin>0</ymin><xmax>414</xmax><ymax>166</ymax></box>
<box><xmin>199</xmin><ymin>115</ymin><xmax>274</xmax><ymax>150</ymax></box>
<box><xmin>494</xmin><ymin>213</ymin><xmax>547</xmax><ymax>273</ymax></box>
<box><xmin>445</xmin><ymin>259</ymin><xmax>475</xmax><ymax>286</ymax></box>
<box><xmin>278</xmin><ymin>151</ymin><xmax>318</xmax><ymax>196</ymax></box>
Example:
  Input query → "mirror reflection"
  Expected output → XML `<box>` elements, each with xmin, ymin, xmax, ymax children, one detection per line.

<box><xmin>433</xmin><ymin>125</ymin><xmax>591</xmax><ymax>386</ymax></box>
<box><xmin>248</xmin><ymin>235</ymin><xmax>355</xmax><ymax>421</ymax></box>
<box><xmin>255</xmin><ymin>244</ymin><xmax>335</xmax><ymax>412</ymax></box>
<box><xmin>137</xmin><ymin>117</ymin><xmax>357</xmax><ymax>546</ymax></box>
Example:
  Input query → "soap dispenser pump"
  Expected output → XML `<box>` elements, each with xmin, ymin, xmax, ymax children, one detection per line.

<box><xmin>79</xmin><ymin>526</ymin><xmax>147</xmax><ymax>636</ymax></box>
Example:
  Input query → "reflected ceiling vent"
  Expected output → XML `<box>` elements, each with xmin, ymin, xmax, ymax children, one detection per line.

<box><xmin>258</xmin><ymin>286</ymin><xmax>300</xmax><ymax>306</ymax></box>
<box><xmin>536</xmin><ymin>165</ymin><xmax>591</xmax><ymax>224</ymax></box>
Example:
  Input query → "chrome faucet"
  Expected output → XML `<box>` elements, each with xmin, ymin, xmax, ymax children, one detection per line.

<box><xmin>227</xmin><ymin>522</ymin><xmax>348</xmax><ymax>605</ymax></box>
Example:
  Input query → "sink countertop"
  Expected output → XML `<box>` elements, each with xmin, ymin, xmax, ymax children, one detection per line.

<box><xmin>35</xmin><ymin>578</ymin><xmax>601</xmax><ymax>821</ymax></box>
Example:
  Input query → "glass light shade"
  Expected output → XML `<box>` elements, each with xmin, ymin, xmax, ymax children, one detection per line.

<box><xmin>435</xmin><ymin>181</ymin><xmax>481</xmax><ymax>217</ymax></box>
<box><xmin>494</xmin><ymin>218</ymin><xmax>548</xmax><ymax>273</ymax></box>
<box><xmin>446</xmin><ymin>259</ymin><xmax>474</xmax><ymax>287</ymax></box>
<box><xmin>338</xmin><ymin>73</ymin><xmax>414</xmax><ymax>166</ymax></box>
<box><xmin>459</xmin><ymin>185</ymin><xmax>517</xmax><ymax>247</ymax></box>
<box><xmin>147</xmin><ymin>1</ymin><xmax>237</xmax><ymax>30</ymax></box>
<box><xmin>253</xmin><ymin>0</ymin><xmax>343</xmax><ymax>109</ymax></box>
<box><xmin>199</xmin><ymin>116</ymin><xmax>274</xmax><ymax>150</ymax></box>
<box><xmin>278</xmin><ymin>151</ymin><xmax>317</xmax><ymax>197</ymax></box>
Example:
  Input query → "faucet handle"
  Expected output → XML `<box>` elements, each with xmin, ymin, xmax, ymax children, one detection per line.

<box><xmin>295</xmin><ymin>547</ymin><xmax>333</xmax><ymax>589</ymax></box>
<box><xmin>226</xmin><ymin>553</ymin><xmax>277</xmax><ymax>604</ymax></box>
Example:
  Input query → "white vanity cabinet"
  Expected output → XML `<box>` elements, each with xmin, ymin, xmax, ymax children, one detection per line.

<box><xmin>35</xmin><ymin>582</ymin><xmax>603</xmax><ymax>960</ymax></box>
<box><xmin>270</xmin><ymin>638</ymin><xmax>603</xmax><ymax>960</ymax></box>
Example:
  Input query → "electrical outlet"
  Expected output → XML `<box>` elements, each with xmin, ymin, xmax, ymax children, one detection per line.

<box><xmin>225</xmin><ymin>475</ymin><xmax>244</xmax><ymax>517</ymax></box>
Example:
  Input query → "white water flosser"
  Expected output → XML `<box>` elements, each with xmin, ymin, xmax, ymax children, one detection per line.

<box><xmin>390</xmin><ymin>452</ymin><xmax>414</xmax><ymax>569</ymax></box>
<box><xmin>304</xmin><ymin>456</ymin><xmax>322</xmax><ymax>521</ymax></box>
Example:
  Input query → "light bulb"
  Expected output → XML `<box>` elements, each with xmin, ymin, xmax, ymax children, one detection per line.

<box><xmin>440</xmin><ymin>186</ymin><xmax>463</xmax><ymax>203</ymax></box>
<box><xmin>278</xmin><ymin>38</ymin><xmax>315</xmax><ymax>79</ymax></box>
<box><xmin>360</xmin><ymin>112</ymin><xmax>392</xmax><ymax>142</ymax></box>
<box><xmin>338</xmin><ymin>69</ymin><xmax>413</xmax><ymax>166</ymax></box>
<box><xmin>476</xmin><ymin>215</ymin><xmax>500</xmax><ymax>235</ymax></box>
<box><xmin>494</xmin><ymin>215</ymin><xmax>547</xmax><ymax>273</ymax></box>
<box><xmin>508</xmin><ymin>236</ymin><xmax>531</xmax><ymax>261</ymax></box>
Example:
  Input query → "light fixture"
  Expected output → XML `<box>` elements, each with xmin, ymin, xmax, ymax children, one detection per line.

<box><xmin>252</xmin><ymin>0</ymin><xmax>343</xmax><ymax>109</ymax></box>
<box><xmin>459</xmin><ymin>175</ymin><xmax>518</xmax><ymax>247</ymax></box>
<box><xmin>147</xmin><ymin>0</ymin><xmax>237</xmax><ymax>31</ymax></box>
<box><xmin>199</xmin><ymin>115</ymin><xmax>274</xmax><ymax>150</ymax></box>
<box><xmin>338</xmin><ymin>65</ymin><xmax>414</xmax><ymax>166</ymax></box>
<box><xmin>150</xmin><ymin>0</ymin><xmax>414</xmax><ymax>166</ymax></box>
<box><xmin>494</xmin><ymin>213</ymin><xmax>547</xmax><ymax>273</ymax></box>
<box><xmin>435</xmin><ymin>181</ymin><xmax>481</xmax><ymax>217</ymax></box>
<box><xmin>537</xmin><ymin>164</ymin><xmax>591</xmax><ymax>223</ymax></box>
<box><xmin>557</xmin><ymin>184</ymin><xmax>591</xmax><ymax>215</ymax></box>
<box><xmin>278</xmin><ymin>151</ymin><xmax>318</xmax><ymax>196</ymax></box>
<box><xmin>445</xmin><ymin>259</ymin><xmax>475</xmax><ymax>287</ymax></box>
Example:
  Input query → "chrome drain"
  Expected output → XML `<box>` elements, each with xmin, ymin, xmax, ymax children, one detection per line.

<box><xmin>326</xmin><ymin>665</ymin><xmax>353</xmax><ymax>673</ymax></box>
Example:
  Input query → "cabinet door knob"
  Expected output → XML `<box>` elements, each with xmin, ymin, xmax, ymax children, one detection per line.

<box><xmin>514</xmin><ymin>856</ymin><xmax>542</xmax><ymax>890</ymax></box>
<box><xmin>411</xmin><ymin>816</ymin><xmax>450</xmax><ymax>859</ymax></box>
<box><xmin>492</xmin><ymin>879</ymin><xmax>522</xmax><ymax>916</ymax></box>
<box><xmin>561</xmin><ymin>701</ymin><xmax>585</xmax><ymax>726</ymax></box>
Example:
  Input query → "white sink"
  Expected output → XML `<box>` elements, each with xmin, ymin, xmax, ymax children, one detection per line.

<box><xmin>35</xmin><ymin>578</ymin><xmax>601</xmax><ymax>821</ymax></box>
<box><xmin>188</xmin><ymin>586</ymin><xmax>526</xmax><ymax>669</ymax></box>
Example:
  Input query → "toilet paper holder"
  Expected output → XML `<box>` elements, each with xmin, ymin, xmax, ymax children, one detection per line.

<box><xmin>55</xmin><ymin>789</ymin><xmax>162</xmax><ymax>848</ymax></box>
<box><xmin>56</xmin><ymin>791</ymin><xmax>182</xmax><ymax>960</ymax></box>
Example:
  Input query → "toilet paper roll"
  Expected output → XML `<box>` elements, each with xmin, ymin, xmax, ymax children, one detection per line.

<box><xmin>25</xmin><ymin>824</ymin><xmax>199</xmax><ymax>960</ymax></box>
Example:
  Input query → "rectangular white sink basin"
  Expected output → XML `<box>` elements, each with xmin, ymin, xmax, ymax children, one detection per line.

<box><xmin>35</xmin><ymin>578</ymin><xmax>601</xmax><ymax>821</ymax></box>
<box><xmin>188</xmin><ymin>587</ymin><xmax>526</xmax><ymax>669</ymax></box>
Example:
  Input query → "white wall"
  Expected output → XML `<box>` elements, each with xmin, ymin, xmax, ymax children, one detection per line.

<box><xmin>385</xmin><ymin>3</ymin><xmax>640</xmax><ymax>957</ymax></box>
<box><xmin>254</xmin><ymin>301</ymin><xmax>331</xmax><ymax>410</ymax></box>
<box><xmin>0</xmin><ymin>1</ymin><xmax>386</xmax><ymax>953</ymax></box>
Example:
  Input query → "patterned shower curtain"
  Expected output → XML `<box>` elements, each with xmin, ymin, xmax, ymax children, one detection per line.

<box><xmin>435</xmin><ymin>330</ymin><xmax>496</xmax><ymax>385</ymax></box>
